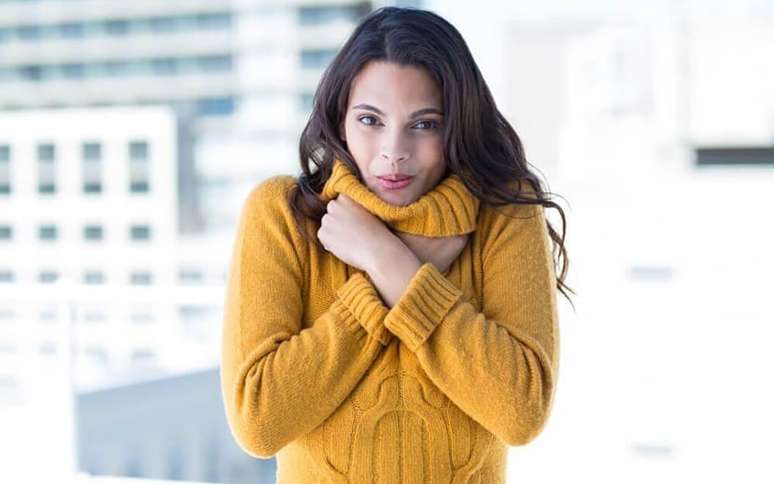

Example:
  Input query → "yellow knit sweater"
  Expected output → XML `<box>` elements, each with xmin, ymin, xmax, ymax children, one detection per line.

<box><xmin>220</xmin><ymin>158</ymin><xmax>560</xmax><ymax>484</ymax></box>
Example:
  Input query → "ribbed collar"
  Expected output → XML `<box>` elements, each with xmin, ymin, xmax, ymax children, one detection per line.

<box><xmin>320</xmin><ymin>158</ymin><xmax>480</xmax><ymax>237</ymax></box>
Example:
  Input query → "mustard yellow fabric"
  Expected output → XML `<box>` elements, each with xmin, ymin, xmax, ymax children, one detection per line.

<box><xmin>221</xmin><ymin>158</ymin><xmax>560</xmax><ymax>483</ymax></box>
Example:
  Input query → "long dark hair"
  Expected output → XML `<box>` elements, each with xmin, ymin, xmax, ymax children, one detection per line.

<box><xmin>288</xmin><ymin>6</ymin><xmax>576</xmax><ymax>307</ymax></box>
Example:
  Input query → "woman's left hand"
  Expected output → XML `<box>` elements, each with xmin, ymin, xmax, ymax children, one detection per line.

<box><xmin>317</xmin><ymin>193</ymin><xmax>401</xmax><ymax>274</ymax></box>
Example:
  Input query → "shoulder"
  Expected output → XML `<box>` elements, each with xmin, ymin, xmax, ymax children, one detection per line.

<box><xmin>243</xmin><ymin>174</ymin><xmax>298</xmax><ymax>213</ymax></box>
<box><xmin>478</xmin><ymin>194</ymin><xmax>544</xmax><ymax>239</ymax></box>
<box><xmin>477</xmin><ymin>190</ymin><xmax>548</xmax><ymax>261</ymax></box>
<box><xmin>480</xmin><ymin>177</ymin><xmax>543</xmax><ymax>223</ymax></box>
<box><xmin>235</xmin><ymin>174</ymin><xmax>307</xmax><ymax>271</ymax></box>
<box><xmin>236</xmin><ymin>174</ymin><xmax>305</xmax><ymax>244</ymax></box>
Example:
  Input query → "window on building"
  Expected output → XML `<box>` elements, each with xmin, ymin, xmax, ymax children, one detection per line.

<box><xmin>82</xmin><ymin>141</ymin><xmax>102</xmax><ymax>194</ymax></box>
<box><xmin>149</xmin><ymin>16</ymin><xmax>179</xmax><ymax>33</ymax></box>
<box><xmin>60</xmin><ymin>22</ymin><xmax>85</xmax><ymax>39</ymax></box>
<box><xmin>1</xmin><ymin>307</ymin><xmax>17</xmax><ymax>321</ymax></box>
<box><xmin>129</xmin><ymin>140</ymin><xmax>150</xmax><ymax>193</ymax></box>
<box><xmin>17</xmin><ymin>25</ymin><xmax>42</xmax><ymax>41</ymax></box>
<box><xmin>37</xmin><ymin>306</ymin><xmax>57</xmax><ymax>322</ymax></box>
<box><xmin>299</xmin><ymin>92</ymin><xmax>314</xmax><ymax>112</ymax></box>
<box><xmin>0</xmin><ymin>144</ymin><xmax>10</xmax><ymax>194</ymax></box>
<box><xmin>696</xmin><ymin>146</ymin><xmax>774</xmax><ymax>166</ymax></box>
<box><xmin>627</xmin><ymin>265</ymin><xmax>673</xmax><ymax>281</ymax></box>
<box><xmin>130</xmin><ymin>224</ymin><xmax>151</xmax><ymax>241</ymax></box>
<box><xmin>62</xmin><ymin>63</ymin><xmax>85</xmax><ymax>79</ymax></box>
<box><xmin>83</xmin><ymin>308</ymin><xmax>107</xmax><ymax>322</ymax></box>
<box><xmin>151</xmin><ymin>57</ymin><xmax>177</xmax><ymax>75</ymax></box>
<box><xmin>82</xmin><ymin>271</ymin><xmax>105</xmax><ymax>285</ymax></box>
<box><xmin>83</xmin><ymin>224</ymin><xmax>103</xmax><ymax>241</ymax></box>
<box><xmin>178</xmin><ymin>268</ymin><xmax>204</xmax><ymax>284</ymax></box>
<box><xmin>129</xmin><ymin>271</ymin><xmax>153</xmax><ymax>285</ymax></box>
<box><xmin>196</xmin><ymin>96</ymin><xmax>234</xmax><ymax>116</ymax></box>
<box><xmin>103</xmin><ymin>60</ymin><xmax>132</xmax><ymax>77</ymax></box>
<box><xmin>19</xmin><ymin>65</ymin><xmax>43</xmax><ymax>81</ymax></box>
<box><xmin>104</xmin><ymin>19</ymin><xmax>129</xmax><ymax>36</ymax></box>
<box><xmin>39</xmin><ymin>224</ymin><xmax>57</xmax><ymax>241</ymax></box>
<box><xmin>83</xmin><ymin>346</ymin><xmax>109</xmax><ymax>367</ymax></box>
<box><xmin>129</xmin><ymin>309</ymin><xmax>154</xmax><ymax>324</ymax></box>
<box><xmin>38</xmin><ymin>271</ymin><xmax>58</xmax><ymax>283</ymax></box>
<box><xmin>196</xmin><ymin>12</ymin><xmax>232</xmax><ymax>29</ymax></box>
<box><xmin>298</xmin><ymin>5</ymin><xmax>367</xmax><ymax>25</ymax></box>
<box><xmin>131</xmin><ymin>348</ymin><xmax>156</xmax><ymax>363</ymax></box>
<box><xmin>37</xmin><ymin>142</ymin><xmax>57</xmax><ymax>194</ymax></box>
<box><xmin>196</xmin><ymin>55</ymin><xmax>232</xmax><ymax>73</ymax></box>
<box><xmin>0</xmin><ymin>225</ymin><xmax>11</xmax><ymax>240</ymax></box>
<box><xmin>39</xmin><ymin>342</ymin><xmax>57</xmax><ymax>356</ymax></box>
<box><xmin>300</xmin><ymin>48</ymin><xmax>338</xmax><ymax>69</ymax></box>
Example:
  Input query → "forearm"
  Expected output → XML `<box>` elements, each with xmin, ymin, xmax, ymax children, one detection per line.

<box><xmin>367</xmin><ymin>241</ymin><xmax>423</xmax><ymax>308</ymax></box>
<box><xmin>222</xmin><ymin>272</ymin><xmax>391</xmax><ymax>458</ymax></box>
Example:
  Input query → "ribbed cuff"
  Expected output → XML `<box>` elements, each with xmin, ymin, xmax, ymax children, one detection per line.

<box><xmin>331</xmin><ymin>272</ymin><xmax>393</xmax><ymax>346</ymax></box>
<box><xmin>384</xmin><ymin>262</ymin><xmax>462</xmax><ymax>352</ymax></box>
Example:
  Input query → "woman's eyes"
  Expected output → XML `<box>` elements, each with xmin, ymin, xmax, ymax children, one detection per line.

<box><xmin>413</xmin><ymin>120</ymin><xmax>440</xmax><ymax>130</ymax></box>
<box><xmin>357</xmin><ymin>115</ymin><xmax>380</xmax><ymax>126</ymax></box>
<box><xmin>357</xmin><ymin>115</ymin><xmax>440</xmax><ymax>130</ymax></box>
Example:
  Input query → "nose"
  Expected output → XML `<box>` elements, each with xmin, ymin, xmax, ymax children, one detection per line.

<box><xmin>380</xmin><ymin>134</ymin><xmax>410</xmax><ymax>167</ymax></box>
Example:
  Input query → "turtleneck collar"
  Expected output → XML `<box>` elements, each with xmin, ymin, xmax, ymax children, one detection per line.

<box><xmin>320</xmin><ymin>158</ymin><xmax>480</xmax><ymax>237</ymax></box>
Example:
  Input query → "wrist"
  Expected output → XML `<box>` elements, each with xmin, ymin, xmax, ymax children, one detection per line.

<box><xmin>368</xmin><ymin>240</ymin><xmax>422</xmax><ymax>308</ymax></box>
<box><xmin>369</xmin><ymin>238</ymin><xmax>415</xmax><ymax>279</ymax></box>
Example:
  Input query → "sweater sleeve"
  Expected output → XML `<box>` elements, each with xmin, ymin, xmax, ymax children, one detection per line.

<box><xmin>382</xmin><ymin>203</ymin><xmax>560</xmax><ymax>447</ymax></box>
<box><xmin>220</xmin><ymin>176</ymin><xmax>393</xmax><ymax>460</ymax></box>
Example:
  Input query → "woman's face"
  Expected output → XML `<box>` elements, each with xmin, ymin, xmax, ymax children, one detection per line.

<box><xmin>339</xmin><ymin>60</ymin><xmax>446</xmax><ymax>206</ymax></box>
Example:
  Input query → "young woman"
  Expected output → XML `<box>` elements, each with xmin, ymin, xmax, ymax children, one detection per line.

<box><xmin>221</xmin><ymin>6</ymin><xmax>573</xmax><ymax>483</ymax></box>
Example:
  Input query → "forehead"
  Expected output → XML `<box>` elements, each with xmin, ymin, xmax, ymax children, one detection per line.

<box><xmin>349</xmin><ymin>61</ymin><xmax>441</xmax><ymax>109</ymax></box>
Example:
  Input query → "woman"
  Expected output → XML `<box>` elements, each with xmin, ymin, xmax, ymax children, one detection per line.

<box><xmin>221</xmin><ymin>6</ymin><xmax>573</xmax><ymax>483</ymax></box>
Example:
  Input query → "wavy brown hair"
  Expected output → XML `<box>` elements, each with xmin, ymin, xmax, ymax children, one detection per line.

<box><xmin>287</xmin><ymin>6</ymin><xmax>575</xmax><ymax>307</ymax></box>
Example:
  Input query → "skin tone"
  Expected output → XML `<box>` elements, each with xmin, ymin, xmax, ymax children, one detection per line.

<box><xmin>317</xmin><ymin>60</ymin><xmax>469</xmax><ymax>308</ymax></box>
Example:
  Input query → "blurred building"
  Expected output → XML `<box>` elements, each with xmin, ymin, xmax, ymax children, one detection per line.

<box><xmin>77</xmin><ymin>368</ymin><xmax>274</xmax><ymax>484</ymax></box>
<box><xmin>0</xmin><ymin>105</ymin><xmax>184</xmax><ymax>391</ymax></box>
<box><xmin>0</xmin><ymin>0</ymin><xmax>419</xmax><ymax>237</ymax></box>
<box><xmin>433</xmin><ymin>3</ymin><xmax>774</xmax><ymax>482</ymax></box>
<box><xmin>0</xmin><ymin>104</ymin><xmax>229</xmax><ymax>480</ymax></box>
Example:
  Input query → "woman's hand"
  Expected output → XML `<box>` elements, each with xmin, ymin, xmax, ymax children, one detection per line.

<box><xmin>394</xmin><ymin>231</ymin><xmax>470</xmax><ymax>275</ymax></box>
<box><xmin>317</xmin><ymin>193</ymin><xmax>400</xmax><ymax>274</ymax></box>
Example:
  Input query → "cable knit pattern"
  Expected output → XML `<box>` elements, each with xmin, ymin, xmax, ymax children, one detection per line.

<box><xmin>220</xmin><ymin>163</ymin><xmax>560</xmax><ymax>484</ymax></box>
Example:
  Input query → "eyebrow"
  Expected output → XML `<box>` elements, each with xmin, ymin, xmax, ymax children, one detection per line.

<box><xmin>352</xmin><ymin>103</ymin><xmax>443</xmax><ymax>118</ymax></box>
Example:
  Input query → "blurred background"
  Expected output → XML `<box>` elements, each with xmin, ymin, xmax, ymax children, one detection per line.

<box><xmin>1</xmin><ymin>0</ymin><xmax>773</xmax><ymax>483</ymax></box>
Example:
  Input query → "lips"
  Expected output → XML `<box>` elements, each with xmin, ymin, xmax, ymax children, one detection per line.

<box><xmin>377</xmin><ymin>175</ymin><xmax>413</xmax><ymax>190</ymax></box>
<box><xmin>378</xmin><ymin>175</ymin><xmax>412</xmax><ymax>181</ymax></box>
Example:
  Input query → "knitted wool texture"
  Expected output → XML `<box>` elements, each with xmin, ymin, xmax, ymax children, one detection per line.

<box><xmin>221</xmin><ymin>158</ymin><xmax>560</xmax><ymax>483</ymax></box>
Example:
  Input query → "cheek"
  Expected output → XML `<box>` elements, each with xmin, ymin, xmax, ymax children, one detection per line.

<box><xmin>414</xmin><ymin>136</ymin><xmax>445</xmax><ymax>163</ymax></box>
<box><xmin>344</xmin><ymin>122</ymin><xmax>378</xmax><ymax>154</ymax></box>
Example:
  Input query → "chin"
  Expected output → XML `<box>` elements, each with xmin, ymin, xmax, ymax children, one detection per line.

<box><xmin>388</xmin><ymin>191</ymin><xmax>419</xmax><ymax>206</ymax></box>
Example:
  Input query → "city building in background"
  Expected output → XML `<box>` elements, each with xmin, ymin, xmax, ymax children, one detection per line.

<box><xmin>0</xmin><ymin>105</ymin><xmax>183</xmax><ymax>392</ymax></box>
<box><xmin>77</xmin><ymin>368</ymin><xmax>274</xmax><ymax>483</ymax></box>
<box><xmin>0</xmin><ymin>0</ymin><xmax>422</xmax><ymax>236</ymax></box>
<box><xmin>431</xmin><ymin>2</ymin><xmax>774</xmax><ymax>481</ymax></box>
